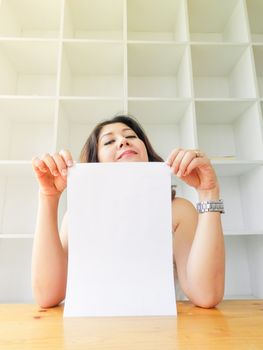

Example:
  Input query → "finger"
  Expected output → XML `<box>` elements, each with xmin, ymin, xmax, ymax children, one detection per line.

<box><xmin>185</xmin><ymin>155</ymin><xmax>210</xmax><ymax>175</ymax></box>
<box><xmin>32</xmin><ymin>156</ymin><xmax>48</xmax><ymax>174</ymax></box>
<box><xmin>177</xmin><ymin>150</ymin><xmax>197</xmax><ymax>177</ymax></box>
<box><xmin>41</xmin><ymin>153</ymin><xmax>59</xmax><ymax>176</ymax></box>
<box><xmin>165</xmin><ymin>148</ymin><xmax>181</xmax><ymax>166</ymax></box>
<box><xmin>53</xmin><ymin>153</ymin><xmax>68</xmax><ymax>177</ymax></box>
<box><xmin>59</xmin><ymin>149</ymin><xmax>74</xmax><ymax>167</ymax></box>
<box><xmin>170</xmin><ymin>149</ymin><xmax>186</xmax><ymax>175</ymax></box>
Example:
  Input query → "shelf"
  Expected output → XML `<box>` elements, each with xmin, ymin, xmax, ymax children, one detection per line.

<box><xmin>0</xmin><ymin>40</ymin><xmax>58</xmax><ymax>96</ymax></box>
<box><xmin>0</xmin><ymin>99</ymin><xmax>56</xmax><ymax>160</ymax></box>
<box><xmin>0</xmin><ymin>239</ymin><xmax>33</xmax><ymax>302</ymax></box>
<box><xmin>0</xmin><ymin>161</ymin><xmax>33</xmax><ymax>177</ymax></box>
<box><xmin>224</xmin><ymin>235</ymin><xmax>263</xmax><ymax>299</ymax></box>
<box><xmin>224</xmin><ymin>230</ymin><xmax>263</xmax><ymax>236</ymax></box>
<box><xmin>0</xmin><ymin>234</ymin><xmax>33</xmax><ymax>239</ymax></box>
<box><xmin>253</xmin><ymin>45</ymin><xmax>263</xmax><ymax>98</ymax></box>
<box><xmin>195</xmin><ymin>100</ymin><xmax>263</xmax><ymax>160</ymax></box>
<box><xmin>0</xmin><ymin>176</ymin><xmax>38</xmax><ymax>236</ymax></box>
<box><xmin>188</xmin><ymin>0</ymin><xmax>249</xmax><ymax>43</ymax></box>
<box><xmin>128</xmin><ymin>43</ymin><xmax>191</xmax><ymax>98</ymax></box>
<box><xmin>0</xmin><ymin>0</ymin><xmax>61</xmax><ymax>38</ymax></box>
<box><xmin>219</xmin><ymin>166</ymin><xmax>263</xmax><ymax>233</ymax></box>
<box><xmin>56</xmin><ymin>99</ymin><xmax>124</xmax><ymax>159</ymax></box>
<box><xmin>127</xmin><ymin>0</ymin><xmax>187</xmax><ymax>41</ymax></box>
<box><xmin>213</xmin><ymin>160</ymin><xmax>263</xmax><ymax>176</ymax></box>
<box><xmin>224</xmin><ymin>235</ymin><xmax>255</xmax><ymax>297</ymax></box>
<box><xmin>191</xmin><ymin>45</ymin><xmax>256</xmax><ymax>98</ymax></box>
<box><xmin>60</xmin><ymin>42</ymin><xmax>124</xmax><ymax>97</ymax></box>
<box><xmin>224</xmin><ymin>295</ymin><xmax>260</xmax><ymax>300</ymax></box>
<box><xmin>64</xmin><ymin>0</ymin><xmax>123</xmax><ymax>40</ymax></box>
<box><xmin>0</xmin><ymin>0</ymin><xmax>262</xmax><ymax>303</ymax></box>
<box><xmin>246</xmin><ymin>0</ymin><xmax>263</xmax><ymax>43</ymax></box>
<box><xmin>128</xmin><ymin>99</ymin><xmax>196</xmax><ymax>159</ymax></box>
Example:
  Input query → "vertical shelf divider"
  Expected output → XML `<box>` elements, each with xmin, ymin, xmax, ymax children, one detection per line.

<box><xmin>123</xmin><ymin>0</ymin><xmax>128</xmax><ymax>114</ymax></box>
<box><xmin>54</xmin><ymin>0</ymin><xmax>65</xmax><ymax>153</ymax></box>
<box><xmin>184</xmin><ymin>0</ymin><xmax>198</xmax><ymax>149</ymax></box>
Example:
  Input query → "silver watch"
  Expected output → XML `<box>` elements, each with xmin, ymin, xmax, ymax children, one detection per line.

<box><xmin>196</xmin><ymin>200</ymin><xmax>225</xmax><ymax>214</ymax></box>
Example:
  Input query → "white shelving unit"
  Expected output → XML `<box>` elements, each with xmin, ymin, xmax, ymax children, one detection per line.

<box><xmin>0</xmin><ymin>0</ymin><xmax>263</xmax><ymax>303</ymax></box>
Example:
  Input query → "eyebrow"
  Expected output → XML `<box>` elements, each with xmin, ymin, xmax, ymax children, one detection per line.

<box><xmin>99</xmin><ymin>128</ymin><xmax>133</xmax><ymax>141</ymax></box>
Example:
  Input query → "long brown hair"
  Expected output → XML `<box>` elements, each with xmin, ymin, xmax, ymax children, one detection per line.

<box><xmin>79</xmin><ymin>115</ymin><xmax>175</xmax><ymax>199</ymax></box>
<box><xmin>79</xmin><ymin>115</ymin><xmax>163</xmax><ymax>163</ymax></box>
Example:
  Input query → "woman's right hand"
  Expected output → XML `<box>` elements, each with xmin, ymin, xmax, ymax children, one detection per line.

<box><xmin>32</xmin><ymin>150</ymin><xmax>74</xmax><ymax>197</ymax></box>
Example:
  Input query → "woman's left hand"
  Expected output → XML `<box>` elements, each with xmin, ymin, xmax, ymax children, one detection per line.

<box><xmin>166</xmin><ymin>149</ymin><xmax>219</xmax><ymax>194</ymax></box>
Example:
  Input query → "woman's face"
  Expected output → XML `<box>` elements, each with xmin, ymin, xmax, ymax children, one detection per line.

<box><xmin>97</xmin><ymin>122</ymin><xmax>149</xmax><ymax>163</ymax></box>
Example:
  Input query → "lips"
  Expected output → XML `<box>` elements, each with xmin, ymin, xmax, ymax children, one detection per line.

<box><xmin>117</xmin><ymin>150</ymin><xmax>138</xmax><ymax>160</ymax></box>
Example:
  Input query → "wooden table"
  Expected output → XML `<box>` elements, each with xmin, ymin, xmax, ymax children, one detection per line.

<box><xmin>0</xmin><ymin>300</ymin><xmax>262</xmax><ymax>349</ymax></box>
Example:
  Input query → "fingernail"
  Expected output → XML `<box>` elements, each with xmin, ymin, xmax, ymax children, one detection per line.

<box><xmin>62</xmin><ymin>169</ymin><xmax>67</xmax><ymax>176</ymax></box>
<box><xmin>177</xmin><ymin>170</ymin><xmax>181</xmax><ymax>177</ymax></box>
<box><xmin>53</xmin><ymin>170</ymin><xmax>59</xmax><ymax>176</ymax></box>
<box><xmin>67</xmin><ymin>160</ymin><xmax>73</xmax><ymax>166</ymax></box>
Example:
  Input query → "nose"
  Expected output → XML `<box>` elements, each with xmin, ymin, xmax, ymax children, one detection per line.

<box><xmin>118</xmin><ymin>136</ymin><xmax>130</xmax><ymax>148</ymax></box>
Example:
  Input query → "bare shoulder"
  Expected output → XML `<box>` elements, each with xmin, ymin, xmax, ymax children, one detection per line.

<box><xmin>172</xmin><ymin>196</ymin><xmax>198</xmax><ymax>231</ymax></box>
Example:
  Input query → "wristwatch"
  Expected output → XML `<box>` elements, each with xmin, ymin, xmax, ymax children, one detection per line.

<box><xmin>196</xmin><ymin>199</ymin><xmax>225</xmax><ymax>214</ymax></box>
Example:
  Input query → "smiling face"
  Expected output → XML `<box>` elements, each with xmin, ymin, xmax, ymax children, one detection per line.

<box><xmin>97</xmin><ymin>122</ymin><xmax>149</xmax><ymax>163</ymax></box>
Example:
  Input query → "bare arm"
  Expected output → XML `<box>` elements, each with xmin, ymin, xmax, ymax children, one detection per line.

<box><xmin>172</xmin><ymin>195</ymin><xmax>225</xmax><ymax>309</ymax></box>
<box><xmin>32</xmin><ymin>193</ymin><xmax>68</xmax><ymax>307</ymax></box>
<box><xmin>167</xmin><ymin>149</ymin><xmax>225</xmax><ymax>308</ymax></box>
<box><xmin>31</xmin><ymin>150</ymin><xmax>72</xmax><ymax>308</ymax></box>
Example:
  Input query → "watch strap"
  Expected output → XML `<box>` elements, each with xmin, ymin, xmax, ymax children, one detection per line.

<box><xmin>196</xmin><ymin>199</ymin><xmax>225</xmax><ymax>214</ymax></box>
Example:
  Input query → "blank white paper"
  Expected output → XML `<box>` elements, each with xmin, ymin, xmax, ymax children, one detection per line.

<box><xmin>64</xmin><ymin>162</ymin><xmax>177</xmax><ymax>317</ymax></box>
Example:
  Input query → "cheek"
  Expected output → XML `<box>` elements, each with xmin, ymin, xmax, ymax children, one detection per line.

<box><xmin>138</xmin><ymin>142</ymin><xmax>148</xmax><ymax>160</ymax></box>
<box><xmin>98</xmin><ymin>147</ymin><xmax>114</xmax><ymax>162</ymax></box>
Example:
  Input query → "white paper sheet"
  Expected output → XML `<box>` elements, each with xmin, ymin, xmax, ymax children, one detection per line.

<box><xmin>64</xmin><ymin>162</ymin><xmax>177</xmax><ymax>317</ymax></box>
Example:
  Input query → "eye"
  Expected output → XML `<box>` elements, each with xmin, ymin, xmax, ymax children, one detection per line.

<box><xmin>126</xmin><ymin>135</ymin><xmax>137</xmax><ymax>139</ymax></box>
<box><xmin>104</xmin><ymin>139</ymin><xmax>115</xmax><ymax>146</ymax></box>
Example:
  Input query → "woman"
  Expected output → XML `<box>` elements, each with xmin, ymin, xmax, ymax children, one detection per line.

<box><xmin>31</xmin><ymin>115</ymin><xmax>225</xmax><ymax>309</ymax></box>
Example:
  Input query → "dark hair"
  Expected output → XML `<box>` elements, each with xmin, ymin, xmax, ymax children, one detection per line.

<box><xmin>79</xmin><ymin>115</ymin><xmax>163</xmax><ymax>163</ymax></box>
<box><xmin>79</xmin><ymin>114</ymin><xmax>175</xmax><ymax>200</ymax></box>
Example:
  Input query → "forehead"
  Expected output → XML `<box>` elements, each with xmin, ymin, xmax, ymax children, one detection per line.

<box><xmin>99</xmin><ymin>122</ymin><xmax>132</xmax><ymax>136</ymax></box>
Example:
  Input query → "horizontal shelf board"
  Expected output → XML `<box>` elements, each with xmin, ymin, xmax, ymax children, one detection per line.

<box><xmin>128</xmin><ymin>97</ymin><xmax>191</xmax><ymax>101</ymax></box>
<box><xmin>62</xmin><ymin>39</ymin><xmax>123</xmax><ymax>44</ymax></box>
<box><xmin>224</xmin><ymin>295</ymin><xmax>260</xmax><ymax>300</ymax></box>
<box><xmin>0</xmin><ymin>161</ymin><xmax>34</xmax><ymax>177</ymax></box>
<box><xmin>212</xmin><ymin>160</ymin><xmax>263</xmax><ymax>176</ymax></box>
<box><xmin>0</xmin><ymin>38</ymin><xmax>59</xmax><ymax>42</ymax></box>
<box><xmin>194</xmin><ymin>98</ymin><xmax>257</xmax><ymax>101</ymax></box>
<box><xmin>224</xmin><ymin>230</ymin><xmax>263</xmax><ymax>236</ymax></box>
<box><xmin>190</xmin><ymin>42</ymin><xmax>250</xmax><ymax>46</ymax></box>
<box><xmin>0</xmin><ymin>234</ymin><xmax>34</xmax><ymax>239</ymax></box>
<box><xmin>59</xmin><ymin>96</ymin><xmax>123</xmax><ymax>101</ymax></box>
<box><xmin>0</xmin><ymin>95</ymin><xmax>57</xmax><ymax>100</ymax></box>
<box><xmin>127</xmin><ymin>41</ymin><xmax>188</xmax><ymax>45</ymax></box>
